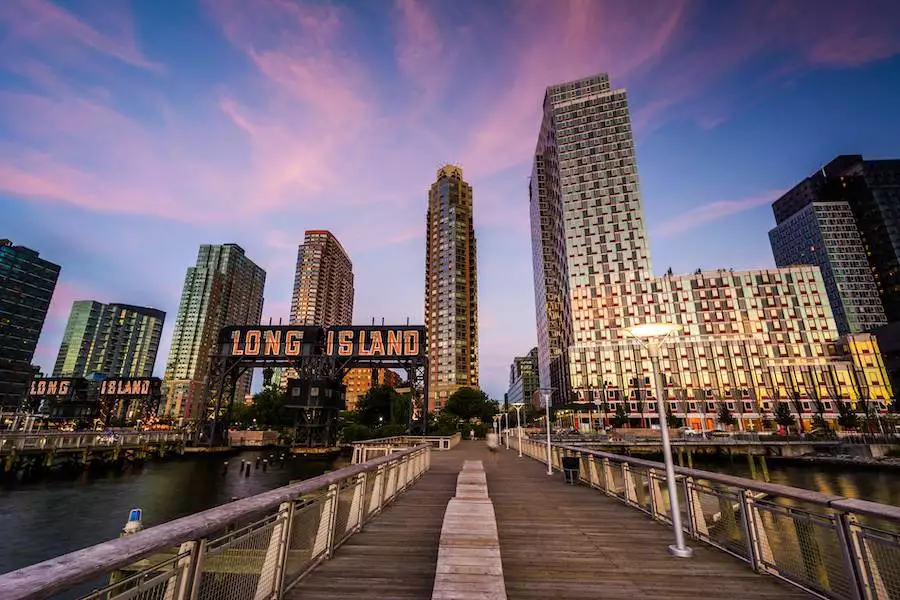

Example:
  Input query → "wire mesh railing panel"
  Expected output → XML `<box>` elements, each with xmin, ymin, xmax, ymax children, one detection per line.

<box><xmin>686</xmin><ymin>480</ymin><xmax>749</xmax><ymax>561</ymax></box>
<box><xmin>332</xmin><ymin>480</ymin><xmax>359</xmax><ymax>548</ymax></box>
<box><xmin>754</xmin><ymin>501</ymin><xmax>854</xmax><ymax>599</ymax></box>
<box><xmin>281</xmin><ymin>497</ymin><xmax>328</xmax><ymax>590</ymax></box>
<box><xmin>78</xmin><ymin>550</ymin><xmax>194</xmax><ymax>600</ymax></box>
<box><xmin>852</xmin><ymin>521</ymin><xmax>900</xmax><ymax>600</ymax></box>
<box><xmin>196</xmin><ymin>513</ymin><xmax>281</xmax><ymax>600</ymax></box>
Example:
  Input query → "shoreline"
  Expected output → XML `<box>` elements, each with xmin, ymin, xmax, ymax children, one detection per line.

<box><xmin>774</xmin><ymin>454</ymin><xmax>900</xmax><ymax>470</ymax></box>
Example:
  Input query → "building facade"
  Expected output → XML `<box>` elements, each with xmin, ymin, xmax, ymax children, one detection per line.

<box><xmin>343</xmin><ymin>368</ymin><xmax>403</xmax><ymax>411</ymax></box>
<box><xmin>530</xmin><ymin>74</ymin><xmax>651</xmax><ymax>406</ymax></box>
<box><xmin>425</xmin><ymin>165</ymin><xmax>479</xmax><ymax>411</ymax></box>
<box><xmin>507</xmin><ymin>347</ymin><xmax>541</xmax><ymax>409</ymax></box>
<box><xmin>770</xmin><ymin>165</ymin><xmax>887</xmax><ymax>335</ymax></box>
<box><xmin>530</xmin><ymin>76</ymin><xmax>893</xmax><ymax>428</ymax></box>
<box><xmin>53</xmin><ymin>301</ymin><xmax>165</xmax><ymax>378</ymax></box>
<box><xmin>772</xmin><ymin>155</ymin><xmax>900</xmax><ymax>322</ymax></box>
<box><xmin>162</xmin><ymin>244</ymin><xmax>265</xmax><ymax>421</ymax></box>
<box><xmin>289</xmin><ymin>230</ymin><xmax>354</xmax><ymax>327</ymax></box>
<box><xmin>0</xmin><ymin>240</ymin><xmax>60</xmax><ymax>408</ymax></box>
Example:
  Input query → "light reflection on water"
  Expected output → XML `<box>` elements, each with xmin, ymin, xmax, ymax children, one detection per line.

<box><xmin>0</xmin><ymin>450</ymin><xmax>346</xmax><ymax>577</ymax></box>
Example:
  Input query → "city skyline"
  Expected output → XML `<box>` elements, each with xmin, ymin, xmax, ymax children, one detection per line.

<box><xmin>3</xmin><ymin>0</ymin><xmax>900</xmax><ymax>400</ymax></box>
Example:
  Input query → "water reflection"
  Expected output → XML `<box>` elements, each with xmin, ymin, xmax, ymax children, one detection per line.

<box><xmin>0</xmin><ymin>450</ymin><xmax>345</xmax><ymax>577</ymax></box>
<box><xmin>697</xmin><ymin>458</ymin><xmax>900</xmax><ymax>507</ymax></box>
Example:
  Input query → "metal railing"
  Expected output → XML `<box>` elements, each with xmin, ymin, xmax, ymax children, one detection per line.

<box><xmin>350</xmin><ymin>432</ymin><xmax>461</xmax><ymax>464</ymax></box>
<box><xmin>512</xmin><ymin>436</ymin><xmax>900</xmax><ymax>600</ymax></box>
<box><xmin>0</xmin><ymin>431</ymin><xmax>185</xmax><ymax>452</ymax></box>
<box><xmin>1</xmin><ymin>443</ymin><xmax>432</xmax><ymax>600</ymax></box>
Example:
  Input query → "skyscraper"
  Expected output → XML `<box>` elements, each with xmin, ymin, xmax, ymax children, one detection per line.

<box><xmin>771</xmin><ymin>155</ymin><xmax>900</xmax><ymax>324</ymax></box>
<box><xmin>529</xmin><ymin>75</ymin><xmax>892</xmax><ymax>427</ymax></box>
<box><xmin>53</xmin><ymin>301</ymin><xmax>165</xmax><ymax>378</ymax></box>
<box><xmin>507</xmin><ymin>347</ymin><xmax>540</xmax><ymax>408</ymax></box>
<box><xmin>425</xmin><ymin>165</ymin><xmax>479</xmax><ymax>411</ymax></box>
<box><xmin>163</xmin><ymin>244</ymin><xmax>265</xmax><ymax>421</ymax></box>
<box><xmin>0</xmin><ymin>240</ymin><xmax>60</xmax><ymax>408</ymax></box>
<box><xmin>289</xmin><ymin>230</ymin><xmax>354</xmax><ymax>327</ymax></box>
<box><xmin>530</xmin><ymin>74</ymin><xmax>650</xmax><ymax>405</ymax></box>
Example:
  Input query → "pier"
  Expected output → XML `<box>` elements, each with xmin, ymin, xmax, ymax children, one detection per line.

<box><xmin>0</xmin><ymin>430</ymin><xmax>186</xmax><ymax>475</ymax></box>
<box><xmin>1</xmin><ymin>436</ymin><xmax>898</xmax><ymax>600</ymax></box>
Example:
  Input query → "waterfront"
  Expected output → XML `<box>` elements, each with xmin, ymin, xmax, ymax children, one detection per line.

<box><xmin>0</xmin><ymin>449</ymin><xmax>346</xmax><ymax>577</ymax></box>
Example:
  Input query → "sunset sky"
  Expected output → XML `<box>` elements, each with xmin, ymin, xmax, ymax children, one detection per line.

<box><xmin>2</xmin><ymin>0</ymin><xmax>900</xmax><ymax>400</ymax></box>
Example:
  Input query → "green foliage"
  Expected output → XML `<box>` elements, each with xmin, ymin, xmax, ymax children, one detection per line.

<box><xmin>444</xmin><ymin>387</ymin><xmax>496</xmax><ymax>423</ymax></box>
<box><xmin>612</xmin><ymin>403</ymin><xmax>629</xmax><ymax>428</ymax></box>
<box><xmin>717</xmin><ymin>405</ymin><xmax>736</xmax><ymax>427</ymax></box>
<box><xmin>774</xmin><ymin>402</ymin><xmax>797</xmax><ymax>428</ymax></box>
<box><xmin>836</xmin><ymin>400</ymin><xmax>860</xmax><ymax>430</ymax></box>
<box><xmin>666</xmin><ymin>407</ymin><xmax>683</xmax><ymax>428</ymax></box>
<box><xmin>811</xmin><ymin>413</ymin><xmax>830</xmax><ymax>431</ymax></box>
<box><xmin>231</xmin><ymin>387</ymin><xmax>292</xmax><ymax>430</ymax></box>
<box><xmin>430</xmin><ymin>410</ymin><xmax>463</xmax><ymax>436</ymax></box>
<box><xmin>340</xmin><ymin>423</ymin><xmax>374</xmax><ymax>443</ymax></box>
<box><xmin>355</xmin><ymin>385</ymin><xmax>399</xmax><ymax>427</ymax></box>
<box><xmin>375</xmin><ymin>423</ymin><xmax>407</xmax><ymax>437</ymax></box>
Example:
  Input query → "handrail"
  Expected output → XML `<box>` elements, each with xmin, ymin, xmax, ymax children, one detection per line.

<box><xmin>513</xmin><ymin>436</ymin><xmax>900</xmax><ymax>600</ymax></box>
<box><xmin>1</xmin><ymin>443</ymin><xmax>431</xmax><ymax>600</ymax></box>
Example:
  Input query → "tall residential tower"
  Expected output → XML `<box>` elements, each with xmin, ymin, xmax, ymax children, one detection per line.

<box><xmin>529</xmin><ymin>75</ymin><xmax>891</xmax><ymax>427</ymax></box>
<box><xmin>0</xmin><ymin>240</ymin><xmax>60</xmax><ymax>408</ymax></box>
<box><xmin>53</xmin><ymin>301</ymin><xmax>165</xmax><ymax>378</ymax></box>
<box><xmin>289</xmin><ymin>230</ymin><xmax>354</xmax><ymax>327</ymax></box>
<box><xmin>163</xmin><ymin>244</ymin><xmax>265</xmax><ymax>421</ymax></box>
<box><xmin>425</xmin><ymin>165</ymin><xmax>479</xmax><ymax>411</ymax></box>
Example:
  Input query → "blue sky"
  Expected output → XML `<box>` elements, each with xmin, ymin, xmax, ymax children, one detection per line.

<box><xmin>2</xmin><ymin>0</ymin><xmax>900</xmax><ymax>400</ymax></box>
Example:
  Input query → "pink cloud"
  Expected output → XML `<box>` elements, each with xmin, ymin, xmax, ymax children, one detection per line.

<box><xmin>652</xmin><ymin>190</ymin><xmax>788</xmax><ymax>239</ymax></box>
<box><xmin>0</xmin><ymin>0</ymin><xmax>161</xmax><ymax>71</ymax></box>
<box><xmin>459</xmin><ymin>0</ymin><xmax>687</xmax><ymax>177</ymax></box>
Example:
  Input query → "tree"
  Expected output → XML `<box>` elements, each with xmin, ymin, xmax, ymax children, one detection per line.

<box><xmin>774</xmin><ymin>402</ymin><xmax>797</xmax><ymax>430</ymax></box>
<box><xmin>356</xmin><ymin>385</ymin><xmax>398</xmax><ymax>427</ymax></box>
<box><xmin>249</xmin><ymin>387</ymin><xmax>292</xmax><ymax>429</ymax></box>
<box><xmin>612</xmin><ymin>403</ymin><xmax>629</xmax><ymax>428</ymax></box>
<box><xmin>666</xmin><ymin>406</ymin><xmax>683</xmax><ymax>428</ymax></box>
<box><xmin>717</xmin><ymin>405</ymin><xmax>736</xmax><ymax>428</ymax></box>
<box><xmin>811</xmin><ymin>413</ymin><xmax>830</xmax><ymax>431</ymax></box>
<box><xmin>444</xmin><ymin>387</ymin><xmax>495</xmax><ymax>423</ymax></box>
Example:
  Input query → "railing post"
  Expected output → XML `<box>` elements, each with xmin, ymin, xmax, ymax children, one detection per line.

<box><xmin>367</xmin><ymin>464</ymin><xmax>386</xmax><ymax>517</ymax></box>
<box><xmin>312</xmin><ymin>483</ymin><xmax>340</xmax><ymax>559</ymax></box>
<box><xmin>648</xmin><ymin>468</ymin><xmax>666</xmax><ymax>520</ymax></box>
<box><xmin>683</xmin><ymin>477</ymin><xmax>708</xmax><ymax>537</ymax></box>
<box><xmin>253</xmin><ymin>501</ymin><xmax>293</xmax><ymax>600</ymax></box>
<box><xmin>622</xmin><ymin>463</ymin><xmax>637</xmax><ymax>505</ymax></box>
<box><xmin>841</xmin><ymin>514</ymin><xmax>882</xmax><ymax>600</ymax></box>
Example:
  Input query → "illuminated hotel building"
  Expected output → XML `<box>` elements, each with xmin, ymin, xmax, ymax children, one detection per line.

<box><xmin>530</xmin><ymin>74</ymin><xmax>892</xmax><ymax>428</ymax></box>
<box><xmin>289</xmin><ymin>231</ymin><xmax>354</xmax><ymax>328</ymax></box>
<box><xmin>425</xmin><ymin>165</ymin><xmax>479</xmax><ymax>411</ymax></box>
<box><xmin>53</xmin><ymin>301</ymin><xmax>165</xmax><ymax>378</ymax></box>
<box><xmin>162</xmin><ymin>244</ymin><xmax>265</xmax><ymax>421</ymax></box>
<box><xmin>343</xmin><ymin>368</ymin><xmax>402</xmax><ymax>411</ymax></box>
<box><xmin>0</xmin><ymin>240</ymin><xmax>60</xmax><ymax>409</ymax></box>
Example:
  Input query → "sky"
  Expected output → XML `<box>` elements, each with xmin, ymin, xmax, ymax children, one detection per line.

<box><xmin>2</xmin><ymin>0</ymin><xmax>900</xmax><ymax>401</ymax></box>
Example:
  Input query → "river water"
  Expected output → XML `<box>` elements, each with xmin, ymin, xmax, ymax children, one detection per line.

<box><xmin>0</xmin><ymin>450</ymin><xmax>896</xmax><ymax>580</ymax></box>
<box><xmin>0</xmin><ymin>450</ymin><xmax>345</xmax><ymax>577</ymax></box>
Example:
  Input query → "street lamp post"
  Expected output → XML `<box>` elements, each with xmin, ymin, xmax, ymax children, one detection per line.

<box><xmin>625</xmin><ymin>322</ymin><xmax>694</xmax><ymax>559</ymax></box>
<box><xmin>511</xmin><ymin>402</ymin><xmax>525</xmax><ymax>457</ymax></box>
<box><xmin>504</xmin><ymin>411</ymin><xmax>510</xmax><ymax>449</ymax></box>
<box><xmin>538</xmin><ymin>388</ymin><xmax>554</xmax><ymax>475</ymax></box>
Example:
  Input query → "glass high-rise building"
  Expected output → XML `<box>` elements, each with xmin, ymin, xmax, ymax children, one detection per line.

<box><xmin>507</xmin><ymin>347</ymin><xmax>540</xmax><ymax>408</ymax></box>
<box><xmin>425</xmin><ymin>165</ymin><xmax>479</xmax><ymax>411</ymax></box>
<box><xmin>163</xmin><ymin>244</ymin><xmax>265</xmax><ymax>421</ymax></box>
<box><xmin>0</xmin><ymin>240</ymin><xmax>60</xmax><ymax>408</ymax></box>
<box><xmin>530</xmin><ymin>75</ymin><xmax>892</xmax><ymax>428</ymax></box>
<box><xmin>289</xmin><ymin>230</ymin><xmax>354</xmax><ymax>327</ymax></box>
<box><xmin>772</xmin><ymin>155</ymin><xmax>900</xmax><ymax>324</ymax></box>
<box><xmin>53</xmin><ymin>301</ymin><xmax>165</xmax><ymax>378</ymax></box>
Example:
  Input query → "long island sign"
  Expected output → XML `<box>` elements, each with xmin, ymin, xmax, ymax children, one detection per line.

<box><xmin>219</xmin><ymin>325</ymin><xmax>426</xmax><ymax>360</ymax></box>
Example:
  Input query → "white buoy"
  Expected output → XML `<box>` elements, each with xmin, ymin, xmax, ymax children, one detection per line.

<box><xmin>123</xmin><ymin>508</ymin><xmax>143</xmax><ymax>535</ymax></box>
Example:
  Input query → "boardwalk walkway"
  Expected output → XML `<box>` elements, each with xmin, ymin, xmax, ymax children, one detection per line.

<box><xmin>288</xmin><ymin>442</ymin><xmax>810</xmax><ymax>600</ymax></box>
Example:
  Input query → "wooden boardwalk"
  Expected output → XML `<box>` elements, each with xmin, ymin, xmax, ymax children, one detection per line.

<box><xmin>288</xmin><ymin>442</ymin><xmax>811</xmax><ymax>599</ymax></box>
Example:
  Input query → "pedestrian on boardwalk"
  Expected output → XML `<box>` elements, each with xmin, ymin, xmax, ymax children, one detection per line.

<box><xmin>486</xmin><ymin>431</ymin><xmax>499</xmax><ymax>463</ymax></box>
<box><xmin>469</xmin><ymin>428</ymin><xmax>475</xmax><ymax>441</ymax></box>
